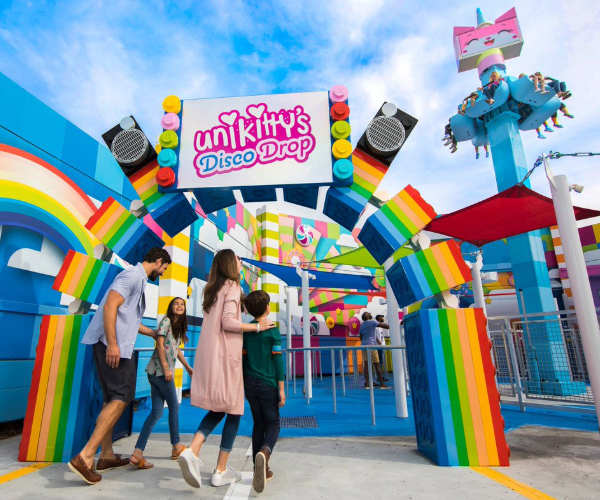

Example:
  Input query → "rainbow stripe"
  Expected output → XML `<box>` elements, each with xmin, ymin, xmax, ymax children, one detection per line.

<box><xmin>85</xmin><ymin>197</ymin><xmax>165</xmax><ymax>265</ymax></box>
<box><xmin>324</xmin><ymin>148</ymin><xmax>390</xmax><ymax>230</ymax></box>
<box><xmin>404</xmin><ymin>308</ymin><xmax>509</xmax><ymax>467</ymax></box>
<box><xmin>359</xmin><ymin>185</ymin><xmax>437</xmax><ymax>265</ymax></box>
<box><xmin>52</xmin><ymin>250</ymin><xmax>122</xmax><ymax>305</ymax></box>
<box><xmin>127</xmin><ymin>160</ymin><xmax>197</xmax><ymax>238</ymax></box>
<box><xmin>0</xmin><ymin>144</ymin><xmax>98</xmax><ymax>255</ymax></box>
<box><xmin>386</xmin><ymin>240</ymin><xmax>472</xmax><ymax>308</ymax></box>
<box><xmin>19</xmin><ymin>315</ymin><xmax>101</xmax><ymax>462</ymax></box>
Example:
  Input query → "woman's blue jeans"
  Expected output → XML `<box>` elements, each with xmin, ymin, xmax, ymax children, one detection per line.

<box><xmin>135</xmin><ymin>373</ymin><xmax>180</xmax><ymax>450</ymax></box>
<box><xmin>197</xmin><ymin>411</ymin><xmax>241</xmax><ymax>452</ymax></box>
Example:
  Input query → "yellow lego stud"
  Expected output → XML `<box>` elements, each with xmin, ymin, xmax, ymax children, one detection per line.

<box><xmin>332</xmin><ymin>139</ymin><xmax>352</xmax><ymax>159</ymax></box>
<box><xmin>163</xmin><ymin>95</ymin><xmax>182</xmax><ymax>114</ymax></box>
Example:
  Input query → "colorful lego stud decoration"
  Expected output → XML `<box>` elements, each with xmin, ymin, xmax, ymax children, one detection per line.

<box><xmin>453</xmin><ymin>8</ymin><xmax>523</xmax><ymax>73</ymax></box>
<box><xmin>326</xmin><ymin>317</ymin><xmax>336</xmax><ymax>329</ymax></box>
<box><xmin>296</xmin><ymin>224</ymin><xmax>315</xmax><ymax>247</ymax></box>
<box><xmin>163</xmin><ymin>94</ymin><xmax>182</xmax><ymax>114</ymax></box>
<box><xmin>324</xmin><ymin>102</ymin><xmax>418</xmax><ymax>231</ymax></box>
<box><xmin>385</xmin><ymin>240</ymin><xmax>473</xmax><ymax>308</ymax></box>
<box><xmin>85</xmin><ymin>197</ymin><xmax>165</xmax><ymax>265</ymax></box>
<box><xmin>101</xmin><ymin>116</ymin><xmax>157</xmax><ymax>178</ymax></box>
<box><xmin>52</xmin><ymin>250</ymin><xmax>123</xmax><ymax>306</ymax></box>
<box><xmin>358</xmin><ymin>185</ymin><xmax>437</xmax><ymax>265</ymax></box>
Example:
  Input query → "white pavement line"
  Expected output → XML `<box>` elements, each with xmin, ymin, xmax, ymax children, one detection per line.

<box><xmin>245</xmin><ymin>443</ymin><xmax>253</xmax><ymax>460</ymax></box>
<box><xmin>223</xmin><ymin>471</ymin><xmax>253</xmax><ymax>500</ymax></box>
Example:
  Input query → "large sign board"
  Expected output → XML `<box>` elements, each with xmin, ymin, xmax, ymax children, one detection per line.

<box><xmin>157</xmin><ymin>90</ymin><xmax>353</xmax><ymax>193</ymax></box>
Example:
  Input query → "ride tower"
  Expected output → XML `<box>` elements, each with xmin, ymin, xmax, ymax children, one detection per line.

<box><xmin>447</xmin><ymin>8</ymin><xmax>582</xmax><ymax>395</ymax></box>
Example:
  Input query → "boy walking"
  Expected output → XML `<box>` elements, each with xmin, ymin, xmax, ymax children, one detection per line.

<box><xmin>242</xmin><ymin>291</ymin><xmax>285</xmax><ymax>493</ymax></box>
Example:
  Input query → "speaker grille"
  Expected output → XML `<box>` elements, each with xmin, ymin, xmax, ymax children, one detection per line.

<box><xmin>366</xmin><ymin>116</ymin><xmax>405</xmax><ymax>153</ymax></box>
<box><xmin>111</xmin><ymin>128</ymin><xmax>149</xmax><ymax>164</ymax></box>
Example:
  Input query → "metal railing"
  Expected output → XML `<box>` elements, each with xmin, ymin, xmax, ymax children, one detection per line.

<box><xmin>284</xmin><ymin>345</ymin><xmax>407</xmax><ymax>425</ymax></box>
<box><xmin>488</xmin><ymin>309</ymin><xmax>598</xmax><ymax>414</ymax></box>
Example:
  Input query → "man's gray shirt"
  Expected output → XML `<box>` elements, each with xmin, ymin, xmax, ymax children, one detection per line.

<box><xmin>359</xmin><ymin>320</ymin><xmax>379</xmax><ymax>346</ymax></box>
<box><xmin>81</xmin><ymin>262</ymin><xmax>148</xmax><ymax>359</ymax></box>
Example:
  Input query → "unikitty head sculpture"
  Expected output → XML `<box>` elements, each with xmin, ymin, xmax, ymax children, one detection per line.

<box><xmin>453</xmin><ymin>8</ymin><xmax>523</xmax><ymax>73</ymax></box>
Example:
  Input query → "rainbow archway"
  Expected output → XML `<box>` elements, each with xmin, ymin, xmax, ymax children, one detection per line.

<box><xmin>0</xmin><ymin>144</ymin><xmax>99</xmax><ymax>255</ymax></box>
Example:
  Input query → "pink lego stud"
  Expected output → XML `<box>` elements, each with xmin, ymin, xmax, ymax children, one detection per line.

<box><xmin>161</xmin><ymin>113</ymin><xmax>180</xmax><ymax>131</ymax></box>
<box><xmin>329</xmin><ymin>85</ymin><xmax>349</xmax><ymax>103</ymax></box>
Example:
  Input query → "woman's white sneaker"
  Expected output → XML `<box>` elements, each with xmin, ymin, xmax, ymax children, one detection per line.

<box><xmin>211</xmin><ymin>465</ymin><xmax>242</xmax><ymax>487</ymax></box>
<box><xmin>178</xmin><ymin>448</ymin><xmax>202</xmax><ymax>488</ymax></box>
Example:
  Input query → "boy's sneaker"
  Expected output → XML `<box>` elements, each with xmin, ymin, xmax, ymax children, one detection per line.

<box><xmin>564</xmin><ymin>113</ymin><xmax>574</xmax><ymax>118</ymax></box>
<box><xmin>253</xmin><ymin>447</ymin><xmax>271</xmax><ymax>493</ymax></box>
<box><xmin>537</xmin><ymin>133</ymin><xmax>546</xmax><ymax>139</ymax></box>
<box><xmin>211</xmin><ymin>465</ymin><xmax>242</xmax><ymax>487</ymax></box>
<box><xmin>540</xmin><ymin>90</ymin><xmax>549</xmax><ymax>94</ymax></box>
<box><xmin>178</xmin><ymin>448</ymin><xmax>202</xmax><ymax>488</ymax></box>
<box><xmin>554</xmin><ymin>124</ymin><xmax>564</xmax><ymax>128</ymax></box>
<box><xmin>377</xmin><ymin>384</ymin><xmax>392</xmax><ymax>390</ymax></box>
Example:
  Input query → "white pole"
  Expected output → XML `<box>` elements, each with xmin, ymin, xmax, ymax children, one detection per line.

<box><xmin>385</xmin><ymin>258</ymin><xmax>408</xmax><ymax>418</ymax></box>
<box><xmin>286</xmin><ymin>286</ymin><xmax>293</xmax><ymax>379</ymax></box>
<box><xmin>471</xmin><ymin>252</ymin><xmax>487</xmax><ymax>314</ymax></box>
<box><xmin>297</xmin><ymin>264</ymin><xmax>312</xmax><ymax>398</ymax></box>
<box><xmin>547</xmin><ymin>164</ymin><xmax>600</xmax><ymax>430</ymax></box>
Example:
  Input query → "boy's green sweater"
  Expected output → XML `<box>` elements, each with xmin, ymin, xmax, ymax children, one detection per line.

<box><xmin>242</xmin><ymin>323</ymin><xmax>284</xmax><ymax>389</ymax></box>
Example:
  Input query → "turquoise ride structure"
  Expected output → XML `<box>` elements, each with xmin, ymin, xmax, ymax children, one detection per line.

<box><xmin>447</xmin><ymin>8</ymin><xmax>582</xmax><ymax>395</ymax></box>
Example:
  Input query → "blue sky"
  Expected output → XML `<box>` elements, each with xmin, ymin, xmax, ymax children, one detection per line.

<box><xmin>1</xmin><ymin>0</ymin><xmax>599</xmax><ymax>222</ymax></box>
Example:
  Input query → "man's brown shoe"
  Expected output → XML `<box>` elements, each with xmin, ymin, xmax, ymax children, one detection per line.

<box><xmin>68</xmin><ymin>454</ymin><xmax>102</xmax><ymax>485</ymax></box>
<box><xmin>96</xmin><ymin>454</ymin><xmax>130</xmax><ymax>472</ymax></box>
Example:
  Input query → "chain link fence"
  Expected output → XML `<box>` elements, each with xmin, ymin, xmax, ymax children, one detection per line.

<box><xmin>489</xmin><ymin>310</ymin><xmax>596</xmax><ymax>412</ymax></box>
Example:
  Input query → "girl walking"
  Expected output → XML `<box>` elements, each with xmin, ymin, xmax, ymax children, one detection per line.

<box><xmin>130</xmin><ymin>297</ymin><xmax>193</xmax><ymax>468</ymax></box>
<box><xmin>178</xmin><ymin>249</ymin><xmax>275</xmax><ymax>489</ymax></box>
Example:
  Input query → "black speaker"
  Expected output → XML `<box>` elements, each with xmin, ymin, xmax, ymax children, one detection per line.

<box><xmin>355</xmin><ymin>103</ymin><xmax>418</xmax><ymax>166</ymax></box>
<box><xmin>102</xmin><ymin>116</ymin><xmax>157</xmax><ymax>177</ymax></box>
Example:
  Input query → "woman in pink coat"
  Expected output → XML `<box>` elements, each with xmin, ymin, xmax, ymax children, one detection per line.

<box><xmin>178</xmin><ymin>249</ymin><xmax>275</xmax><ymax>489</ymax></box>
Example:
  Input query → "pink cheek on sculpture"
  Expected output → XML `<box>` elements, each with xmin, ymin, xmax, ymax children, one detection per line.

<box><xmin>513</xmin><ymin>35</ymin><xmax>517</xmax><ymax>38</ymax></box>
<box><xmin>463</xmin><ymin>50</ymin><xmax>467</xmax><ymax>53</ymax></box>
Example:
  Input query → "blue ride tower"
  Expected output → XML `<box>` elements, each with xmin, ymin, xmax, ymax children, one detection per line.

<box><xmin>448</xmin><ymin>8</ymin><xmax>582</xmax><ymax>395</ymax></box>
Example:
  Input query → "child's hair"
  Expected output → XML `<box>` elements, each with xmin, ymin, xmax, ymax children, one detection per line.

<box><xmin>243</xmin><ymin>290</ymin><xmax>270</xmax><ymax>319</ymax></box>
<box><xmin>490</xmin><ymin>71</ymin><xmax>500</xmax><ymax>81</ymax></box>
<box><xmin>166</xmin><ymin>297</ymin><xmax>188</xmax><ymax>343</ymax></box>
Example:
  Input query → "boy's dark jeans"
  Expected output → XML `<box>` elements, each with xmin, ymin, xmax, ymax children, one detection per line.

<box><xmin>244</xmin><ymin>374</ymin><xmax>281</xmax><ymax>463</ymax></box>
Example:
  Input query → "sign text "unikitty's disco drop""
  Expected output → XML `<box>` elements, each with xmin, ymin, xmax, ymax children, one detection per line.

<box><xmin>176</xmin><ymin>91</ymin><xmax>334</xmax><ymax>190</ymax></box>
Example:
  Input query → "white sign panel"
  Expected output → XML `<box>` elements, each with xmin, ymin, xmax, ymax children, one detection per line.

<box><xmin>177</xmin><ymin>91</ymin><xmax>334</xmax><ymax>190</ymax></box>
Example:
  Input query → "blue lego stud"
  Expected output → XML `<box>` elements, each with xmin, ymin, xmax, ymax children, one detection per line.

<box><xmin>283</xmin><ymin>186</ymin><xmax>320</xmax><ymax>210</ymax></box>
<box><xmin>323</xmin><ymin>188</ymin><xmax>363</xmax><ymax>230</ymax></box>
<box><xmin>240</xmin><ymin>187</ymin><xmax>278</xmax><ymax>203</ymax></box>
<box><xmin>193</xmin><ymin>189</ymin><xmax>236</xmax><ymax>214</ymax></box>
<box><xmin>151</xmin><ymin>194</ymin><xmax>199</xmax><ymax>238</ymax></box>
<box><xmin>385</xmin><ymin>259</ymin><xmax>418</xmax><ymax>308</ymax></box>
<box><xmin>157</xmin><ymin>148</ymin><xmax>177</xmax><ymax>168</ymax></box>
<box><xmin>357</xmin><ymin>217</ymin><xmax>399</xmax><ymax>266</ymax></box>
<box><xmin>333</xmin><ymin>159</ymin><xmax>353</xmax><ymax>183</ymax></box>
<box><xmin>121</xmin><ymin>225</ymin><xmax>166</xmax><ymax>265</ymax></box>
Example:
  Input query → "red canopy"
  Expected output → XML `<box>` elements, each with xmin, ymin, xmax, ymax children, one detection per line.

<box><xmin>425</xmin><ymin>185</ymin><xmax>600</xmax><ymax>247</ymax></box>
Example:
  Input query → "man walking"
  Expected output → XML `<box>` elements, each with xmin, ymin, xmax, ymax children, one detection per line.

<box><xmin>69</xmin><ymin>247</ymin><xmax>171</xmax><ymax>485</ymax></box>
<box><xmin>359</xmin><ymin>312</ymin><xmax>390</xmax><ymax>389</ymax></box>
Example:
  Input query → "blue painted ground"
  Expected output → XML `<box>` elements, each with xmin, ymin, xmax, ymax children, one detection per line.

<box><xmin>132</xmin><ymin>376</ymin><xmax>599</xmax><ymax>440</ymax></box>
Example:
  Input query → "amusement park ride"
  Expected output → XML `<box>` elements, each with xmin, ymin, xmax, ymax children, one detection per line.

<box><xmin>5</xmin><ymin>6</ymin><xmax>598</xmax><ymax>470</ymax></box>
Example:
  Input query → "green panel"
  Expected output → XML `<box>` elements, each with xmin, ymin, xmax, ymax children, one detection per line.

<box><xmin>438</xmin><ymin>310</ymin><xmax>469</xmax><ymax>465</ymax></box>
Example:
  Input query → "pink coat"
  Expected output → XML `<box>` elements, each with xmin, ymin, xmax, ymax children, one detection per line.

<box><xmin>190</xmin><ymin>280</ymin><xmax>244</xmax><ymax>415</ymax></box>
